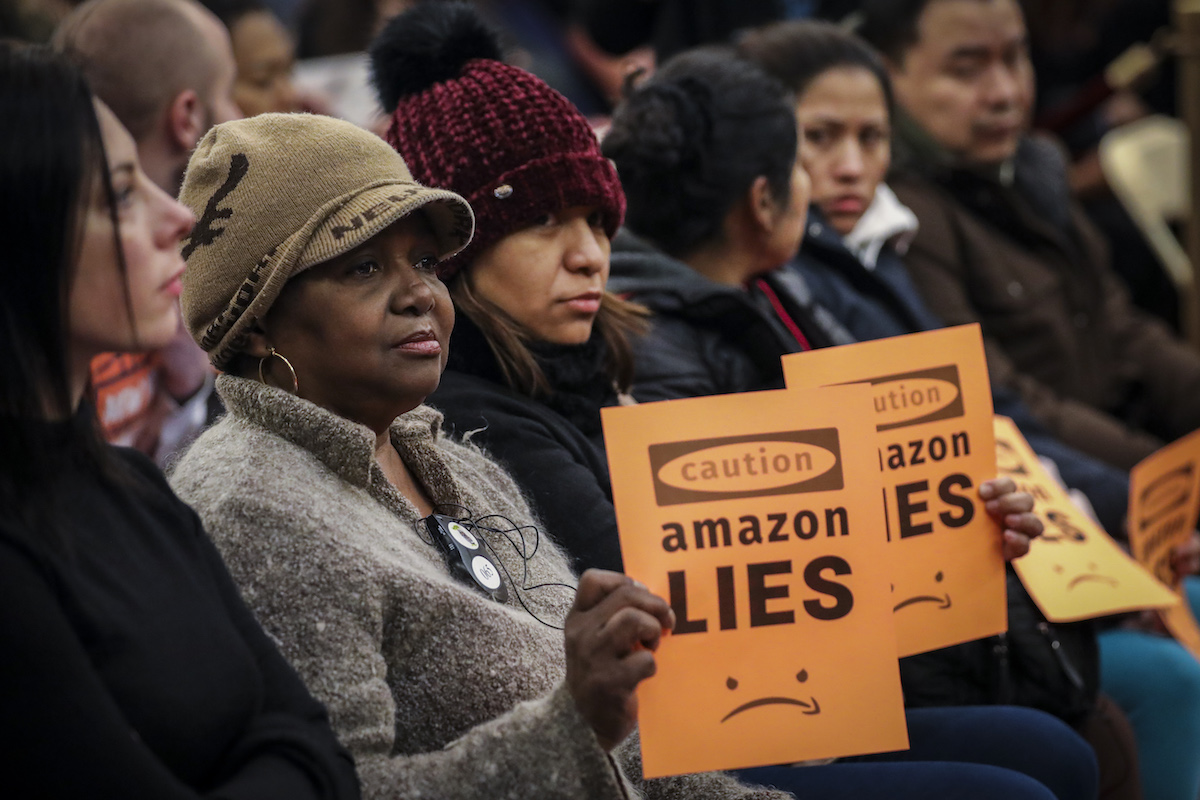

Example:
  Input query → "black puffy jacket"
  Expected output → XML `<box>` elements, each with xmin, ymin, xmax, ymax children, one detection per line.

<box><xmin>607</xmin><ymin>232</ymin><xmax>852</xmax><ymax>403</ymax></box>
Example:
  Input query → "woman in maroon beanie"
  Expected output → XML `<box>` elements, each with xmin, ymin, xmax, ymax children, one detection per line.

<box><xmin>373</xmin><ymin>0</ymin><xmax>645</xmax><ymax>576</ymax></box>
<box><xmin>372</xmin><ymin>1</ymin><xmax>1042</xmax><ymax>576</ymax></box>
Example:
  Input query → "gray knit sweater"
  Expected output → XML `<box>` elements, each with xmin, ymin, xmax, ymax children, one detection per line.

<box><xmin>171</xmin><ymin>376</ymin><xmax>788</xmax><ymax>800</ymax></box>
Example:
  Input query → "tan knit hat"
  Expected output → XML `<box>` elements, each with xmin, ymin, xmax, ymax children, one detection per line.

<box><xmin>178</xmin><ymin>112</ymin><xmax>474</xmax><ymax>369</ymax></box>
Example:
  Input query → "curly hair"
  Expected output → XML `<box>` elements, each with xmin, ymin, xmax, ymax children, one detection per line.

<box><xmin>603</xmin><ymin>47</ymin><xmax>796</xmax><ymax>258</ymax></box>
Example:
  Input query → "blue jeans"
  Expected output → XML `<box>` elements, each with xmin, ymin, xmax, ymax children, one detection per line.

<box><xmin>734</xmin><ymin>704</ymin><xmax>1097</xmax><ymax>800</ymax></box>
<box><xmin>1098</xmin><ymin>575</ymin><xmax>1200</xmax><ymax>800</ymax></box>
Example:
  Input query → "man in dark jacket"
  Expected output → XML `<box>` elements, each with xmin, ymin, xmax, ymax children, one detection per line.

<box><xmin>857</xmin><ymin>0</ymin><xmax>1200</xmax><ymax>472</ymax></box>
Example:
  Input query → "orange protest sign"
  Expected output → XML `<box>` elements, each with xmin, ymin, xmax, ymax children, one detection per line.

<box><xmin>602</xmin><ymin>386</ymin><xmax>907</xmax><ymax>778</ymax></box>
<box><xmin>1129</xmin><ymin>428</ymin><xmax>1200</xmax><ymax>660</ymax></box>
<box><xmin>993</xmin><ymin>416</ymin><xmax>1177</xmax><ymax>621</ymax></box>
<box><xmin>782</xmin><ymin>325</ymin><xmax>1004</xmax><ymax>657</ymax></box>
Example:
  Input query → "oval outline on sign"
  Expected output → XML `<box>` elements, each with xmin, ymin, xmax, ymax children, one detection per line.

<box><xmin>655</xmin><ymin>441</ymin><xmax>838</xmax><ymax>494</ymax></box>
<box><xmin>870</xmin><ymin>377</ymin><xmax>961</xmax><ymax>428</ymax></box>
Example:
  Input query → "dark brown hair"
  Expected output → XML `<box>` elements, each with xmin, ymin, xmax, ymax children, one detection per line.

<box><xmin>737</xmin><ymin>19</ymin><xmax>895</xmax><ymax>116</ymax></box>
<box><xmin>603</xmin><ymin>47</ymin><xmax>796</xmax><ymax>259</ymax></box>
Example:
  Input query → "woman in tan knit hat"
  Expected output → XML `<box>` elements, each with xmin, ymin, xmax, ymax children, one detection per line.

<box><xmin>0</xmin><ymin>43</ymin><xmax>359</xmax><ymax>798</ymax></box>
<box><xmin>168</xmin><ymin>111</ymin><xmax>796</xmax><ymax>800</ymax></box>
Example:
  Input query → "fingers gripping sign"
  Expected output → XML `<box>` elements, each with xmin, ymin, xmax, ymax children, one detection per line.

<box><xmin>980</xmin><ymin>476</ymin><xmax>1043</xmax><ymax>561</ymax></box>
<box><xmin>565</xmin><ymin>569</ymin><xmax>675</xmax><ymax>752</ymax></box>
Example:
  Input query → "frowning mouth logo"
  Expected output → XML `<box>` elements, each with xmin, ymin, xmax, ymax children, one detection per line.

<box><xmin>1053</xmin><ymin>562</ymin><xmax>1119</xmax><ymax>590</ymax></box>
<box><xmin>892</xmin><ymin>571</ymin><xmax>952</xmax><ymax>612</ymax></box>
<box><xmin>721</xmin><ymin>670</ymin><xmax>821</xmax><ymax>723</ymax></box>
<box><xmin>844</xmin><ymin>365</ymin><xmax>965</xmax><ymax>432</ymax></box>
<box><xmin>1138</xmin><ymin>464</ymin><xmax>1195</xmax><ymax>531</ymax></box>
<box><xmin>1068</xmin><ymin>574</ymin><xmax>1118</xmax><ymax>589</ymax></box>
<box><xmin>894</xmin><ymin>594</ymin><xmax>952</xmax><ymax>611</ymax></box>
<box><xmin>649</xmin><ymin>429</ymin><xmax>843</xmax><ymax>506</ymax></box>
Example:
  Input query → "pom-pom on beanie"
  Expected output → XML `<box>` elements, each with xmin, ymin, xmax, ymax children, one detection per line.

<box><xmin>178</xmin><ymin>112</ymin><xmax>474</xmax><ymax>369</ymax></box>
<box><xmin>370</xmin><ymin>0</ymin><xmax>625</xmax><ymax>280</ymax></box>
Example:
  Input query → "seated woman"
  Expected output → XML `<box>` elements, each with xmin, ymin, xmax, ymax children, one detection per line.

<box><xmin>0</xmin><ymin>42</ymin><xmax>359</xmax><ymax>799</ymax></box>
<box><xmin>734</xmin><ymin>20</ymin><xmax>1200</xmax><ymax>800</ymax></box>
<box><xmin>168</xmin><ymin>108</ymin><xmax>797</xmax><ymax>799</ymax></box>
<box><xmin>370</xmin><ymin>4</ymin><xmax>1091</xmax><ymax>800</ymax></box>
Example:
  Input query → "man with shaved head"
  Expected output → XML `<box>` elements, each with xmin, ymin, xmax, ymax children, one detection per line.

<box><xmin>55</xmin><ymin>0</ymin><xmax>241</xmax><ymax>463</ymax></box>
<box><xmin>56</xmin><ymin>0</ymin><xmax>241</xmax><ymax>191</ymax></box>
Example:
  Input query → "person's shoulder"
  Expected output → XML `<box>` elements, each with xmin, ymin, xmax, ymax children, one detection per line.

<box><xmin>889</xmin><ymin>170</ymin><xmax>956</xmax><ymax>219</ymax></box>
<box><xmin>426</xmin><ymin>387</ymin><xmax>569</xmax><ymax>463</ymax></box>
<box><xmin>608</xmin><ymin>245</ymin><xmax>735</xmax><ymax>315</ymax></box>
<box><xmin>170</xmin><ymin>413</ymin><xmax>325</xmax><ymax>519</ymax></box>
<box><xmin>108</xmin><ymin>444</ymin><xmax>168</xmax><ymax>486</ymax></box>
<box><xmin>431</xmin><ymin>371</ymin><xmax>564</xmax><ymax>436</ymax></box>
<box><xmin>105</xmin><ymin>445</ymin><xmax>203</xmax><ymax>520</ymax></box>
<box><xmin>888</xmin><ymin>173</ymin><xmax>967</xmax><ymax>260</ymax></box>
<box><xmin>172</xmin><ymin>414</ymin><xmax>285</xmax><ymax>479</ymax></box>
<box><xmin>432</xmin><ymin>368</ymin><xmax>514</xmax><ymax>406</ymax></box>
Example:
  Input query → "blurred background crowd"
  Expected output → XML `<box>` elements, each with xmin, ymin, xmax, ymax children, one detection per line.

<box><xmin>4</xmin><ymin>0</ymin><xmax>1187</xmax><ymax>329</ymax></box>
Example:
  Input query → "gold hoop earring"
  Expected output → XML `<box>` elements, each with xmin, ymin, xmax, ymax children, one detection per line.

<box><xmin>258</xmin><ymin>347</ymin><xmax>299</xmax><ymax>394</ymax></box>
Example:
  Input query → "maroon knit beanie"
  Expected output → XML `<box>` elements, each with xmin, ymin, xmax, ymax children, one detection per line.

<box><xmin>370</xmin><ymin>1</ymin><xmax>625</xmax><ymax>280</ymax></box>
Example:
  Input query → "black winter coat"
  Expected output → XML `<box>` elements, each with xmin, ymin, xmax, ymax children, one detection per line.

<box><xmin>429</xmin><ymin>311</ymin><xmax>625</xmax><ymax>573</ymax></box>
<box><xmin>607</xmin><ymin>233</ymin><xmax>851</xmax><ymax>403</ymax></box>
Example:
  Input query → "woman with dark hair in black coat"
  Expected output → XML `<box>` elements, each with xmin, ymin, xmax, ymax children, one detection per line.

<box><xmin>0</xmin><ymin>42</ymin><xmax>359</xmax><ymax>800</ymax></box>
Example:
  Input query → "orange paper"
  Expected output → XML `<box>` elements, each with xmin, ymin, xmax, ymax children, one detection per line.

<box><xmin>602</xmin><ymin>386</ymin><xmax>907</xmax><ymax>778</ymax></box>
<box><xmin>1129</xmin><ymin>428</ymin><xmax>1200</xmax><ymax>660</ymax></box>
<box><xmin>782</xmin><ymin>325</ymin><xmax>1005</xmax><ymax>657</ymax></box>
<box><xmin>993</xmin><ymin>416</ymin><xmax>1177</xmax><ymax>621</ymax></box>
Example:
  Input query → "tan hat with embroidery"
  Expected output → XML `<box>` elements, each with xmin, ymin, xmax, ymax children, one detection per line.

<box><xmin>178</xmin><ymin>112</ymin><xmax>474</xmax><ymax>369</ymax></box>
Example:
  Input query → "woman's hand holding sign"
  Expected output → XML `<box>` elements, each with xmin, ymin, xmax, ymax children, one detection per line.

<box><xmin>565</xmin><ymin>569</ymin><xmax>676</xmax><ymax>751</ymax></box>
<box><xmin>980</xmin><ymin>477</ymin><xmax>1043</xmax><ymax>561</ymax></box>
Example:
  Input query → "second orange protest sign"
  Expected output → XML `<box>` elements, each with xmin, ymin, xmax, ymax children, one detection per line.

<box><xmin>782</xmin><ymin>325</ymin><xmax>1005</xmax><ymax>657</ymax></box>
